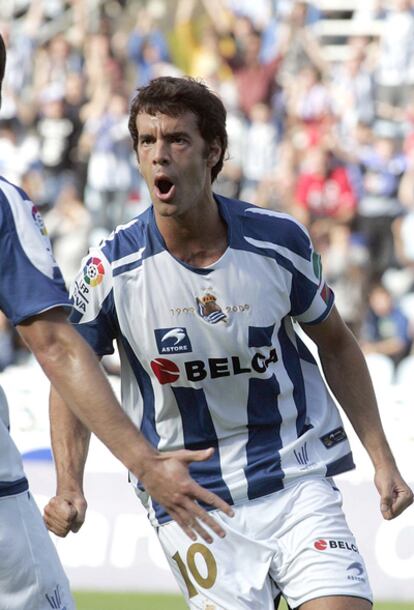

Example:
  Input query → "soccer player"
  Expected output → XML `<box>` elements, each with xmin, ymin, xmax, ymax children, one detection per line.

<box><xmin>0</xmin><ymin>37</ymin><xmax>231</xmax><ymax>610</ymax></box>
<box><xmin>45</xmin><ymin>76</ymin><xmax>412</xmax><ymax>610</ymax></box>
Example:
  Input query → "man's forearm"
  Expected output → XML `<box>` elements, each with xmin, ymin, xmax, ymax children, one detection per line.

<box><xmin>319</xmin><ymin>329</ymin><xmax>395</xmax><ymax>470</ymax></box>
<box><xmin>19</xmin><ymin>310</ymin><xmax>158</xmax><ymax>478</ymax></box>
<box><xmin>50</xmin><ymin>386</ymin><xmax>91</xmax><ymax>493</ymax></box>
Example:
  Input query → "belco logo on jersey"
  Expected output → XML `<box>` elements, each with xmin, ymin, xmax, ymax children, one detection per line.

<box><xmin>154</xmin><ymin>327</ymin><xmax>192</xmax><ymax>354</ymax></box>
<box><xmin>151</xmin><ymin>348</ymin><xmax>278</xmax><ymax>385</ymax></box>
<box><xmin>196</xmin><ymin>292</ymin><xmax>227</xmax><ymax>324</ymax></box>
<box><xmin>31</xmin><ymin>205</ymin><xmax>48</xmax><ymax>236</ymax></box>
<box><xmin>83</xmin><ymin>257</ymin><xmax>105</xmax><ymax>287</ymax></box>
<box><xmin>313</xmin><ymin>538</ymin><xmax>359</xmax><ymax>553</ymax></box>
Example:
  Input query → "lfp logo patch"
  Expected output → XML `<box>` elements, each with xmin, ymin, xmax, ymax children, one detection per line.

<box><xmin>31</xmin><ymin>205</ymin><xmax>48</xmax><ymax>236</ymax></box>
<box><xmin>83</xmin><ymin>257</ymin><xmax>105</xmax><ymax>287</ymax></box>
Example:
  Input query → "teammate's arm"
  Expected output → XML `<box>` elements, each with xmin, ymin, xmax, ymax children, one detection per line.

<box><xmin>17</xmin><ymin>308</ymin><xmax>234</xmax><ymax>542</ymax></box>
<box><xmin>301</xmin><ymin>305</ymin><xmax>413</xmax><ymax>520</ymax></box>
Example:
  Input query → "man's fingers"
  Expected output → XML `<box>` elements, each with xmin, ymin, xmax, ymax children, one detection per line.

<box><xmin>43</xmin><ymin>496</ymin><xmax>79</xmax><ymax>537</ymax></box>
<box><xmin>179</xmin><ymin>447</ymin><xmax>215</xmax><ymax>464</ymax></box>
<box><xmin>381</xmin><ymin>484</ymin><xmax>413</xmax><ymax>520</ymax></box>
<box><xmin>388</xmin><ymin>488</ymin><xmax>413</xmax><ymax>519</ymax></box>
<box><xmin>193</xmin><ymin>484</ymin><xmax>235</xmax><ymax>518</ymax></box>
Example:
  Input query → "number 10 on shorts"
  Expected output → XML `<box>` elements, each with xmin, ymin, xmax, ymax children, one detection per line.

<box><xmin>172</xmin><ymin>543</ymin><xmax>217</xmax><ymax>599</ymax></box>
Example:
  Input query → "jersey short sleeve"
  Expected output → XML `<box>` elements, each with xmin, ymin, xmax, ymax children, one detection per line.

<box><xmin>0</xmin><ymin>178</ymin><xmax>70</xmax><ymax>324</ymax></box>
<box><xmin>69</xmin><ymin>247</ymin><xmax>117</xmax><ymax>355</ymax></box>
<box><xmin>288</xmin><ymin>220</ymin><xmax>334</xmax><ymax>325</ymax></box>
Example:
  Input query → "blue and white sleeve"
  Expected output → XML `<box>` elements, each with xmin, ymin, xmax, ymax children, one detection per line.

<box><xmin>69</xmin><ymin>247</ymin><xmax>117</xmax><ymax>356</ymax></box>
<box><xmin>288</xmin><ymin>222</ymin><xmax>335</xmax><ymax>325</ymax></box>
<box><xmin>0</xmin><ymin>181</ymin><xmax>70</xmax><ymax>325</ymax></box>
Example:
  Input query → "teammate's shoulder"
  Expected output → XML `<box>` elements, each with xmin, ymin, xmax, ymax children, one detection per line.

<box><xmin>0</xmin><ymin>175</ymin><xmax>30</xmax><ymax>207</ymax></box>
<box><xmin>0</xmin><ymin>175</ymin><xmax>38</xmax><ymax>232</ymax></box>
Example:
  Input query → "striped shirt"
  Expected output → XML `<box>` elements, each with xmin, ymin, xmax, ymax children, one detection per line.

<box><xmin>0</xmin><ymin>176</ymin><xmax>69</xmax><ymax>495</ymax></box>
<box><xmin>70</xmin><ymin>195</ymin><xmax>354</xmax><ymax>526</ymax></box>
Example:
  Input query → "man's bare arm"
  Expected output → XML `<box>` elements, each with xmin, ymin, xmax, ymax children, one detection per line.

<box><xmin>43</xmin><ymin>387</ymin><xmax>90</xmax><ymax>537</ymax></box>
<box><xmin>18</xmin><ymin>308</ymin><xmax>234</xmax><ymax>542</ymax></box>
<box><xmin>302</xmin><ymin>306</ymin><xmax>413</xmax><ymax>520</ymax></box>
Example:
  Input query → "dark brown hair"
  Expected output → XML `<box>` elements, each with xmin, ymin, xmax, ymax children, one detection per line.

<box><xmin>0</xmin><ymin>33</ymin><xmax>6</xmax><ymax>85</ymax></box>
<box><xmin>128</xmin><ymin>76</ymin><xmax>228</xmax><ymax>183</ymax></box>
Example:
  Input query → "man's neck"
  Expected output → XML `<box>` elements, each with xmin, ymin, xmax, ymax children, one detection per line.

<box><xmin>155</xmin><ymin>198</ymin><xmax>228</xmax><ymax>268</ymax></box>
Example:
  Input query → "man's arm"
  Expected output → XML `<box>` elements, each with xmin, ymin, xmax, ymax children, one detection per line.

<box><xmin>18</xmin><ymin>308</ymin><xmax>234</xmax><ymax>542</ymax></box>
<box><xmin>43</xmin><ymin>387</ymin><xmax>90</xmax><ymax>537</ymax></box>
<box><xmin>301</xmin><ymin>305</ymin><xmax>413</xmax><ymax>520</ymax></box>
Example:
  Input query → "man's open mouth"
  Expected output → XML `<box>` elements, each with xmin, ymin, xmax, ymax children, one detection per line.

<box><xmin>155</xmin><ymin>177</ymin><xmax>174</xmax><ymax>194</ymax></box>
<box><xmin>154</xmin><ymin>176</ymin><xmax>176</xmax><ymax>201</ymax></box>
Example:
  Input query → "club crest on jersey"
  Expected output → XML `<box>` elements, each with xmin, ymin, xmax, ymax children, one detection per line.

<box><xmin>31</xmin><ymin>204</ymin><xmax>48</xmax><ymax>236</ymax></box>
<box><xmin>196</xmin><ymin>292</ymin><xmax>227</xmax><ymax>324</ymax></box>
<box><xmin>83</xmin><ymin>257</ymin><xmax>105</xmax><ymax>287</ymax></box>
<box><xmin>154</xmin><ymin>327</ymin><xmax>192</xmax><ymax>354</ymax></box>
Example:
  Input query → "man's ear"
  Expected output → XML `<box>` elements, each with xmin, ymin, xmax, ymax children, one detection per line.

<box><xmin>207</xmin><ymin>140</ymin><xmax>222</xmax><ymax>168</ymax></box>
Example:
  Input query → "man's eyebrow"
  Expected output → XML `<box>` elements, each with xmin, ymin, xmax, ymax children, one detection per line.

<box><xmin>139</xmin><ymin>129</ymin><xmax>191</xmax><ymax>139</ymax></box>
<box><xmin>138</xmin><ymin>132</ymin><xmax>154</xmax><ymax>140</ymax></box>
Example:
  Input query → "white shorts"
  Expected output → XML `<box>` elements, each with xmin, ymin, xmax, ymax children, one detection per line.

<box><xmin>0</xmin><ymin>491</ymin><xmax>75</xmax><ymax>610</ymax></box>
<box><xmin>158</xmin><ymin>477</ymin><xmax>373</xmax><ymax>610</ymax></box>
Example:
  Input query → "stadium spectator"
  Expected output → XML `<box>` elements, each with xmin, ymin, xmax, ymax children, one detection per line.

<box><xmin>360</xmin><ymin>282</ymin><xmax>413</xmax><ymax>368</ymax></box>
<box><xmin>127</xmin><ymin>5</ymin><xmax>171</xmax><ymax>87</ymax></box>
<box><xmin>277</xmin><ymin>0</ymin><xmax>327</xmax><ymax>88</ymax></box>
<box><xmin>331</xmin><ymin>46</ymin><xmax>376</xmax><ymax>136</ymax></box>
<box><xmin>374</xmin><ymin>0</ymin><xmax>414</xmax><ymax>120</ymax></box>
<box><xmin>223</xmin><ymin>26</ymin><xmax>283</xmax><ymax>118</ymax></box>
<box><xmin>81</xmin><ymin>92</ymin><xmax>135</xmax><ymax>231</ymax></box>
<box><xmin>355</xmin><ymin>128</ymin><xmax>406</xmax><ymax>280</ymax></box>
<box><xmin>36</xmin><ymin>83</ymin><xmax>82</xmax><ymax>208</ymax></box>
<box><xmin>240</xmin><ymin>101</ymin><xmax>278</xmax><ymax>200</ymax></box>
<box><xmin>317</xmin><ymin>222</ymin><xmax>370</xmax><ymax>338</ymax></box>
<box><xmin>293</xmin><ymin>146</ymin><xmax>357</xmax><ymax>226</ymax></box>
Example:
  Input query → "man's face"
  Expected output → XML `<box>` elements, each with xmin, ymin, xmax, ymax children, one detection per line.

<box><xmin>135</xmin><ymin>111</ymin><xmax>219</xmax><ymax>219</ymax></box>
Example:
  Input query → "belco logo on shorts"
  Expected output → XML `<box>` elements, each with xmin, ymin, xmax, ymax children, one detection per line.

<box><xmin>313</xmin><ymin>538</ymin><xmax>359</xmax><ymax>553</ymax></box>
<box><xmin>151</xmin><ymin>348</ymin><xmax>278</xmax><ymax>385</ymax></box>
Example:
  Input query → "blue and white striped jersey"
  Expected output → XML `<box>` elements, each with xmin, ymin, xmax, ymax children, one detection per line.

<box><xmin>70</xmin><ymin>195</ymin><xmax>354</xmax><ymax>526</ymax></box>
<box><xmin>0</xmin><ymin>176</ymin><xmax>70</xmax><ymax>495</ymax></box>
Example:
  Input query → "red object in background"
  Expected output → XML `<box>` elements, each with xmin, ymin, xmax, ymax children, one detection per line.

<box><xmin>295</xmin><ymin>166</ymin><xmax>357</xmax><ymax>219</ymax></box>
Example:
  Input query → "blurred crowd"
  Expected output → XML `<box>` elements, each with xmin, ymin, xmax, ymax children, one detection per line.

<box><xmin>1</xmin><ymin>0</ymin><xmax>414</xmax><ymax>382</ymax></box>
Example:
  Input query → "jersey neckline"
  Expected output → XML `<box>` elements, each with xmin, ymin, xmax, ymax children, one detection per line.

<box><xmin>148</xmin><ymin>194</ymin><xmax>232</xmax><ymax>274</ymax></box>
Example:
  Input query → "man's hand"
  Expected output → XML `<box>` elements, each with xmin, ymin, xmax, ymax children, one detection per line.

<box><xmin>140</xmin><ymin>447</ymin><xmax>234</xmax><ymax>544</ymax></box>
<box><xmin>374</xmin><ymin>466</ymin><xmax>413</xmax><ymax>520</ymax></box>
<box><xmin>44</xmin><ymin>492</ymin><xmax>87</xmax><ymax>537</ymax></box>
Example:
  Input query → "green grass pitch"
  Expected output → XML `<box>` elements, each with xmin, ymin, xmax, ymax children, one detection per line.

<box><xmin>73</xmin><ymin>592</ymin><xmax>414</xmax><ymax>610</ymax></box>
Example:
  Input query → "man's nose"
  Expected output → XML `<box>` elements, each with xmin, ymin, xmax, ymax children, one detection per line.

<box><xmin>152</xmin><ymin>140</ymin><xmax>170</xmax><ymax>165</ymax></box>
